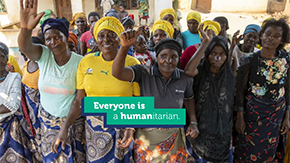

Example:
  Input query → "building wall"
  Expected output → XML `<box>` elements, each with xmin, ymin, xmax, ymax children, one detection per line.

<box><xmin>197</xmin><ymin>0</ymin><xmax>212</xmax><ymax>13</ymax></box>
<box><xmin>154</xmin><ymin>0</ymin><xmax>172</xmax><ymax>22</ymax></box>
<box><xmin>211</xmin><ymin>0</ymin><xmax>268</xmax><ymax>13</ymax></box>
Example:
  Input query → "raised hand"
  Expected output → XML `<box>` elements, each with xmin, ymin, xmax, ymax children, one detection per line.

<box><xmin>51</xmin><ymin>127</ymin><xmax>68</xmax><ymax>154</ymax></box>
<box><xmin>231</xmin><ymin>30</ymin><xmax>242</xmax><ymax>48</ymax></box>
<box><xmin>120</xmin><ymin>29</ymin><xmax>142</xmax><ymax>48</ymax></box>
<box><xmin>199</xmin><ymin>23</ymin><xmax>213</xmax><ymax>43</ymax></box>
<box><xmin>20</xmin><ymin>0</ymin><xmax>45</xmax><ymax>29</ymax></box>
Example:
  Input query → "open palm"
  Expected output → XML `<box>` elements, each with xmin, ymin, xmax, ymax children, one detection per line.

<box><xmin>20</xmin><ymin>0</ymin><xmax>45</xmax><ymax>29</ymax></box>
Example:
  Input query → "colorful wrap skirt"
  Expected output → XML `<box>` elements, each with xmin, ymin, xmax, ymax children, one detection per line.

<box><xmin>85</xmin><ymin>116</ymin><xmax>133</xmax><ymax>163</ymax></box>
<box><xmin>134</xmin><ymin>128</ymin><xmax>188</xmax><ymax>163</ymax></box>
<box><xmin>38</xmin><ymin>106</ymin><xmax>86</xmax><ymax>163</ymax></box>
<box><xmin>0</xmin><ymin>114</ymin><xmax>33</xmax><ymax>162</ymax></box>
<box><xmin>234</xmin><ymin>93</ymin><xmax>286</xmax><ymax>162</ymax></box>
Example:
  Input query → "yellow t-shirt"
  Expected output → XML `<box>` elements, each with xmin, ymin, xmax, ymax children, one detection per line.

<box><xmin>8</xmin><ymin>55</ymin><xmax>23</xmax><ymax>76</ymax></box>
<box><xmin>77</xmin><ymin>52</ymin><xmax>140</xmax><ymax>96</ymax></box>
<box><xmin>22</xmin><ymin>61</ymin><xmax>39</xmax><ymax>89</ymax></box>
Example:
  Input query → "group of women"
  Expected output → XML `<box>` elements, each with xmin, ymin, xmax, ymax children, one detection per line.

<box><xmin>0</xmin><ymin>0</ymin><xmax>289</xmax><ymax>162</ymax></box>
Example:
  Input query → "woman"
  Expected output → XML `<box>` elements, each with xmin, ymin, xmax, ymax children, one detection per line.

<box><xmin>148</xmin><ymin>20</ymin><xmax>174</xmax><ymax>61</ymax></box>
<box><xmin>232</xmin><ymin>24</ymin><xmax>261</xmax><ymax>68</ymax></box>
<box><xmin>112</xmin><ymin>29</ymin><xmax>199</xmax><ymax>162</ymax></box>
<box><xmin>53</xmin><ymin>16</ymin><xmax>140</xmax><ymax>163</ymax></box>
<box><xmin>234</xmin><ymin>18</ymin><xmax>290</xmax><ymax>162</ymax></box>
<box><xmin>18</xmin><ymin>0</ymin><xmax>85</xmax><ymax>162</ymax></box>
<box><xmin>0</xmin><ymin>42</ymin><xmax>33</xmax><ymax>162</ymax></box>
<box><xmin>71</xmin><ymin>12</ymin><xmax>89</xmax><ymax>54</ymax></box>
<box><xmin>184</xmin><ymin>24</ymin><xmax>235</xmax><ymax>162</ymax></box>
<box><xmin>180</xmin><ymin>20</ymin><xmax>221</xmax><ymax>70</ymax></box>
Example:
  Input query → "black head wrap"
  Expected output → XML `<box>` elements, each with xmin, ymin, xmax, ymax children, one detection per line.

<box><xmin>154</xmin><ymin>38</ymin><xmax>182</xmax><ymax>57</ymax></box>
<box><xmin>0</xmin><ymin>42</ymin><xmax>9</xmax><ymax>59</ymax></box>
<box><xmin>41</xmin><ymin>18</ymin><xmax>69</xmax><ymax>38</ymax></box>
<box><xmin>121</xmin><ymin>16</ymin><xmax>135</xmax><ymax>26</ymax></box>
<box><xmin>191</xmin><ymin>36</ymin><xmax>235</xmax><ymax>162</ymax></box>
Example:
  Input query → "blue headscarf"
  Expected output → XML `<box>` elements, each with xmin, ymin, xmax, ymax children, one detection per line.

<box><xmin>41</xmin><ymin>18</ymin><xmax>69</xmax><ymax>38</ymax></box>
<box><xmin>243</xmin><ymin>24</ymin><xmax>261</xmax><ymax>35</ymax></box>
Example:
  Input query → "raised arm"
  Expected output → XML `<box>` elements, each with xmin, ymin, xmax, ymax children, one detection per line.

<box><xmin>229</xmin><ymin>30</ymin><xmax>242</xmax><ymax>73</ymax></box>
<box><xmin>112</xmin><ymin>30</ymin><xmax>141</xmax><ymax>82</ymax></box>
<box><xmin>184</xmin><ymin>24</ymin><xmax>213</xmax><ymax>77</ymax></box>
<box><xmin>18</xmin><ymin>0</ymin><xmax>45</xmax><ymax>61</ymax></box>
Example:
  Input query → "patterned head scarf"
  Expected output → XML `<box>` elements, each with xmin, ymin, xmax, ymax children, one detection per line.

<box><xmin>244</xmin><ymin>24</ymin><xmax>261</xmax><ymax>35</ymax></box>
<box><xmin>187</xmin><ymin>11</ymin><xmax>201</xmax><ymax>23</ymax></box>
<box><xmin>68</xmin><ymin>32</ymin><xmax>78</xmax><ymax>48</ymax></box>
<box><xmin>160</xmin><ymin>8</ymin><xmax>177</xmax><ymax>20</ymax></box>
<box><xmin>0</xmin><ymin>42</ymin><xmax>9</xmax><ymax>59</ymax></box>
<box><xmin>94</xmin><ymin>16</ymin><xmax>124</xmax><ymax>40</ymax></box>
<box><xmin>200</xmin><ymin>20</ymin><xmax>221</xmax><ymax>36</ymax></box>
<box><xmin>70</xmin><ymin>12</ymin><xmax>87</xmax><ymax>26</ymax></box>
<box><xmin>152</xmin><ymin>20</ymin><xmax>174</xmax><ymax>38</ymax></box>
<box><xmin>41</xmin><ymin>18</ymin><xmax>69</xmax><ymax>38</ymax></box>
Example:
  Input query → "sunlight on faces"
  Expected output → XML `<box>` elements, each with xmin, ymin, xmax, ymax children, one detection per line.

<box><xmin>44</xmin><ymin>29</ymin><xmax>68</xmax><ymax>55</ymax></box>
<box><xmin>97</xmin><ymin>29</ymin><xmax>120</xmax><ymax>54</ymax></box>
<box><xmin>261</xmin><ymin>26</ymin><xmax>283</xmax><ymax>49</ymax></box>
<box><xmin>88</xmin><ymin>16</ymin><xmax>99</xmax><ymax>26</ymax></box>
<box><xmin>243</xmin><ymin>32</ymin><xmax>259</xmax><ymax>49</ymax></box>
<box><xmin>76</xmin><ymin>18</ymin><xmax>87</xmax><ymax>32</ymax></box>
<box><xmin>157</xmin><ymin>49</ymin><xmax>179</xmax><ymax>74</ymax></box>
<box><xmin>133</xmin><ymin>36</ymin><xmax>147</xmax><ymax>54</ymax></box>
<box><xmin>187</xmin><ymin>19</ymin><xmax>199</xmax><ymax>34</ymax></box>
<box><xmin>208</xmin><ymin>45</ymin><xmax>227</xmax><ymax>69</ymax></box>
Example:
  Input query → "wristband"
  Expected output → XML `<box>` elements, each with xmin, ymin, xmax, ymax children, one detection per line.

<box><xmin>190</xmin><ymin>122</ymin><xmax>198</xmax><ymax>125</ymax></box>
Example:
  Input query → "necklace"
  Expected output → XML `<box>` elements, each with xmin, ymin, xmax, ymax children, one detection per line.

<box><xmin>0</xmin><ymin>76</ymin><xmax>6</xmax><ymax>81</ymax></box>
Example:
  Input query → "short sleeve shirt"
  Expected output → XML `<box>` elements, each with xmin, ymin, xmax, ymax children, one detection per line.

<box><xmin>36</xmin><ymin>45</ymin><xmax>82</xmax><ymax>117</ymax></box>
<box><xmin>77</xmin><ymin>52</ymin><xmax>140</xmax><ymax>96</ymax></box>
<box><xmin>131</xmin><ymin>64</ymin><xmax>194</xmax><ymax>108</ymax></box>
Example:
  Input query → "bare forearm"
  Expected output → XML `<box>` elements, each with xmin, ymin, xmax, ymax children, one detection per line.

<box><xmin>184</xmin><ymin>40</ymin><xmax>210</xmax><ymax>77</ymax></box>
<box><xmin>237</xmin><ymin>111</ymin><xmax>244</xmax><ymax>120</ymax></box>
<box><xmin>112</xmin><ymin>46</ymin><xmax>131</xmax><ymax>81</ymax></box>
<box><xmin>62</xmin><ymin>100</ymin><xmax>82</xmax><ymax>129</ymax></box>
<box><xmin>184</xmin><ymin>98</ymin><xmax>197</xmax><ymax>122</ymax></box>
<box><xmin>0</xmin><ymin>105</ymin><xmax>11</xmax><ymax>114</ymax></box>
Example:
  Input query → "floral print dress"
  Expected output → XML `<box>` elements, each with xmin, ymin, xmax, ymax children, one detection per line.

<box><xmin>234</xmin><ymin>51</ymin><xmax>290</xmax><ymax>163</ymax></box>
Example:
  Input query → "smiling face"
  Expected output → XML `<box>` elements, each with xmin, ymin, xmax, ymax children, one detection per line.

<box><xmin>153</xmin><ymin>29</ymin><xmax>168</xmax><ymax>45</ymax></box>
<box><xmin>208</xmin><ymin>45</ymin><xmax>227</xmax><ymax>70</ymax></box>
<box><xmin>44</xmin><ymin>29</ymin><xmax>67</xmax><ymax>55</ymax></box>
<box><xmin>97</xmin><ymin>29</ymin><xmax>120</xmax><ymax>54</ymax></box>
<box><xmin>0</xmin><ymin>51</ymin><xmax>7</xmax><ymax>71</ymax></box>
<box><xmin>187</xmin><ymin>19</ymin><xmax>199</xmax><ymax>34</ymax></box>
<box><xmin>162</xmin><ymin>14</ymin><xmax>174</xmax><ymax>26</ymax></box>
<box><xmin>261</xmin><ymin>25</ymin><xmax>283</xmax><ymax>50</ymax></box>
<box><xmin>157</xmin><ymin>49</ymin><xmax>179</xmax><ymax>74</ymax></box>
<box><xmin>75</xmin><ymin>18</ymin><xmax>87</xmax><ymax>33</ymax></box>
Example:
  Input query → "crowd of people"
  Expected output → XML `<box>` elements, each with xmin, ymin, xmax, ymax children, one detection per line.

<box><xmin>0</xmin><ymin>0</ymin><xmax>289</xmax><ymax>162</ymax></box>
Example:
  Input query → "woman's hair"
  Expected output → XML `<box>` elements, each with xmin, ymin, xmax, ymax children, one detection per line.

<box><xmin>120</xmin><ymin>4</ymin><xmax>126</xmax><ymax>8</ymax></box>
<box><xmin>259</xmin><ymin>18</ymin><xmax>290</xmax><ymax>50</ymax></box>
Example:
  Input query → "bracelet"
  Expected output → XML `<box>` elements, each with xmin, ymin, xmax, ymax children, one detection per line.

<box><xmin>190</xmin><ymin>122</ymin><xmax>198</xmax><ymax>125</ymax></box>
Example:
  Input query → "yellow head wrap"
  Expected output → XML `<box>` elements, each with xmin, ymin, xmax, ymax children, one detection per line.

<box><xmin>262</xmin><ymin>18</ymin><xmax>276</xmax><ymax>27</ymax></box>
<box><xmin>160</xmin><ymin>8</ymin><xmax>177</xmax><ymax>20</ymax></box>
<box><xmin>200</xmin><ymin>20</ymin><xmax>221</xmax><ymax>36</ymax></box>
<box><xmin>70</xmin><ymin>12</ymin><xmax>87</xmax><ymax>26</ymax></box>
<box><xmin>187</xmin><ymin>11</ymin><xmax>201</xmax><ymax>24</ymax></box>
<box><xmin>152</xmin><ymin>20</ymin><xmax>174</xmax><ymax>39</ymax></box>
<box><xmin>94</xmin><ymin>16</ymin><xmax>124</xmax><ymax>40</ymax></box>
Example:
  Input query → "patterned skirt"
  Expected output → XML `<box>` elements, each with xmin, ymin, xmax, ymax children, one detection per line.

<box><xmin>285</xmin><ymin>132</ymin><xmax>290</xmax><ymax>162</ymax></box>
<box><xmin>0</xmin><ymin>114</ymin><xmax>33</xmax><ymax>162</ymax></box>
<box><xmin>38</xmin><ymin>106</ymin><xmax>86</xmax><ymax>163</ymax></box>
<box><xmin>85</xmin><ymin>116</ymin><xmax>133</xmax><ymax>163</ymax></box>
<box><xmin>134</xmin><ymin>128</ymin><xmax>188</xmax><ymax>163</ymax></box>
<box><xmin>234</xmin><ymin>93</ymin><xmax>286</xmax><ymax>162</ymax></box>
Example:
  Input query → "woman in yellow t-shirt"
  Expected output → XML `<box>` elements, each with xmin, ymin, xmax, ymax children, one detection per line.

<box><xmin>53</xmin><ymin>17</ymin><xmax>140</xmax><ymax>163</ymax></box>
